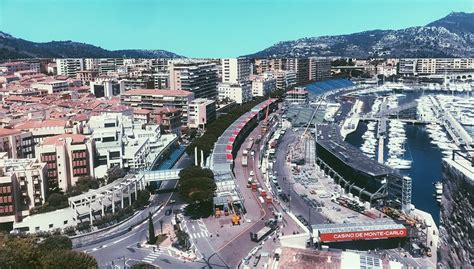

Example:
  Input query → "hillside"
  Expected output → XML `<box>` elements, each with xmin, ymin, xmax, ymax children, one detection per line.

<box><xmin>0</xmin><ymin>32</ymin><xmax>183</xmax><ymax>59</ymax></box>
<box><xmin>248</xmin><ymin>12</ymin><xmax>474</xmax><ymax>58</ymax></box>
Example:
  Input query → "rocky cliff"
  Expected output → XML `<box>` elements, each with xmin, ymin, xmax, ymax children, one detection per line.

<box><xmin>437</xmin><ymin>159</ymin><xmax>474</xmax><ymax>269</ymax></box>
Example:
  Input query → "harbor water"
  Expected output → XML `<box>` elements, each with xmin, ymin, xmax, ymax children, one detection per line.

<box><xmin>346</xmin><ymin>122</ymin><xmax>441</xmax><ymax>225</ymax></box>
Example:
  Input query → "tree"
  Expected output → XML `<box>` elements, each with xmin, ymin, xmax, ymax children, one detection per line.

<box><xmin>178</xmin><ymin>166</ymin><xmax>214</xmax><ymax>181</ymax></box>
<box><xmin>133</xmin><ymin>189</ymin><xmax>151</xmax><ymax>209</ymax></box>
<box><xmin>178</xmin><ymin>177</ymin><xmax>216</xmax><ymax>204</ymax></box>
<box><xmin>41</xmin><ymin>250</ymin><xmax>98</xmax><ymax>269</ymax></box>
<box><xmin>105</xmin><ymin>167</ymin><xmax>126</xmax><ymax>184</ymax></box>
<box><xmin>0</xmin><ymin>236</ymin><xmax>39</xmax><ymax>268</ymax></box>
<box><xmin>47</xmin><ymin>193</ymin><xmax>68</xmax><ymax>208</ymax></box>
<box><xmin>39</xmin><ymin>235</ymin><xmax>72</xmax><ymax>253</ymax></box>
<box><xmin>147</xmin><ymin>212</ymin><xmax>156</xmax><ymax>244</ymax></box>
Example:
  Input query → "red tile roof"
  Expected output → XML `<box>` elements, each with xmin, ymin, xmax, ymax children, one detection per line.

<box><xmin>0</xmin><ymin>128</ymin><xmax>22</xmax><ymax>137</ymax></box>
<box><xmin>15</xmin><ymin>119</ymin><xmax>67</xmax><ymax>129</ymax></box>
<box><xmin>42</xmin><ymin>134</ymin><xmax>87</xmax><ymax>146</ymax></box>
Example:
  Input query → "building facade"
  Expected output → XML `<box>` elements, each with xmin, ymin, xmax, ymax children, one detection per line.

<box><xmin>35</xmin><ymin>134</ymin><xmax>94</xmax><ymax>192</ymax></box>
<box><xmin>0</xmin><ymin>128</ymin><xmax>34</xmax><ymax>159</ymax></box>
<box><xmin>56</xmin><ymin>58</ymin><xmax>84</xmax><ymax>77</ymax></box>
<box><xmin>169</xmin><ymin>60</ymin><xmax>218</xmax><ymax>99</ymax></box>
<box><xmin>188</xmin><ymin>98</ymin><xmax>217</xmax><ymax>129</ymax></box>
<box><xmin>309</xmin><ymin>57</ymin><xmax>331</xmax><ymax>81</ymax></box>
<box><xmin>218</xmin><ymin>83</ymin><xmax>252</xmax><ymax>104</ymax></box>
<box><xmin>221</xmin><ymin>58</ymin><xmax>251</xmax><ymax>84</ymax></box>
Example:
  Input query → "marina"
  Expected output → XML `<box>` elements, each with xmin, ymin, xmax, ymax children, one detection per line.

<box><xmin>344</xmin><ymin>88</ymin><xmax>474</xmax><ymax>225</ymax></box>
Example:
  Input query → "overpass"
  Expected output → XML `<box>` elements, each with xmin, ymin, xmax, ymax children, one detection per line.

<box><xmin>140</xmin><ymin>169</ymin><xmax>182</xmax><ymax>182</ymax></box>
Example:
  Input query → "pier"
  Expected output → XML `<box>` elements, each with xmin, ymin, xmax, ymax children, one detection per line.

<box><xmin>378</xmin><ymin>136</ymin><xmax>384</xmax><ymax>164</ymax></box>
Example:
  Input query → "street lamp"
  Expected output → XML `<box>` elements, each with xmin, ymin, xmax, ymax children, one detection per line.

<box><xmin>159</xmin><ymin>219</ymin><xmax>164</xmax><ymax>235</ymax></box>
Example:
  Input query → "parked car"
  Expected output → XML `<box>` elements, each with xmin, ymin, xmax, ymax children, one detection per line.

<box><xmin>279</xmin><ymin>193</ymin><xmax>289</xmax><ymax>202</ymax></box>
<box><xmin>165</xmin><ymin>209</ymin><xmax>172</xmax><ymax>216</ymax></box>
<box><xmin>276</xmin><ymin>186</ymin><xmax>283</xmax><ymax>194</ymax></box>
<box><xmin>271</xmin><ymin>177</ymin><xmax>278</xmax><ymax>185</ymax></box>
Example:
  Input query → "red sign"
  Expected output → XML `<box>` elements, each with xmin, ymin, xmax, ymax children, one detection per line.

<box><xmin>319</xmin><ymin>228</ymin><xmax>407</xmax><ymax>242</ymax></box>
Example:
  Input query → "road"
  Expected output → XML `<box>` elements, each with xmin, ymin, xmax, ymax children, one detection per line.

<box><xmin>273</xmin><ymin>129</ymin><xmax>327</xmax><ymax>227</ymax></box>
<box><xmin>77</xmin><ymin>154</ymin><xmax>196</xmax><ymax>269</ymax></box>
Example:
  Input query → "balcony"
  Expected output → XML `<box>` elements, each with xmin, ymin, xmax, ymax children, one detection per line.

<box><xmin>33</xmin><ymin>179</ymin><xmax>40</xmax><ymax>185</ymax></box>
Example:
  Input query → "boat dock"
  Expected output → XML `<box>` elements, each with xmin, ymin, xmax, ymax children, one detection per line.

<box><xmin>378</xmin><ymin>136</ymin><xmax>384</xmax><ymax>164</ymax></box>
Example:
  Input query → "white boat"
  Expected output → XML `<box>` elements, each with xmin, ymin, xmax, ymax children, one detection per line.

<box><xmin>434</xmin><ymin>182</ymin><xmax>443</xmax><ymax>203</ymax></box>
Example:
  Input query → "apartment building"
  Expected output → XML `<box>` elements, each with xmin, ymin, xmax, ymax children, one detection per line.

<box><xmin>276</xmin><ymin>70</ymin><xmax>297</xmax><ymax>91</ymax></box>
<box><xmin>399</xmin><ymin>58</ymin><xmax>474</xmax><ymax>76</ymax></box>
<box><xmin>287</xmin><ymin>58</ymin><xmax>310</xmax><ymax>85</ymax></box>
<box><xmin>99</xmin><ymin>58</ymin><xmax>124</xmax><ymax>73</ymax></box>
<box><xmin>56</xmin><ymin>58</ymin><xmax>84</xmax><ymax>77</ymax></box>
<box><xmin>32</xmin><ymin>80</ymin><xmax>69</xmax><ymax>94</ymax></box>
<box><xmin>120</xmin><ymin>77</ymin><xmax>154</xmax><ymax>91</ymax></box>
<box><xmin>252</xmin><ymin>77</ymin><xmax>276</xmax><ymax>97</ymax></box>
<box><xmin>169</xmin><ymin>60</ymin><xmax>218</xmax><ymax>99</ymax></box>
<box><xmin>0</xmin><ymin>153</ymin><xmax>48</xmax><ymax>224</ymax></box>
<box><xmin>153</xmin><ymin>107</ymin><xmax>183</xmax><ymax>135</ymax></box>
<box><xmin>35</xmin><ymin>134</ymin><xmax>94</xmax><ymax>192</ymax></box>
<box><xmin>86</xmin><ymin>115</ymin><xmax>127</xmax><ymax>176</ymax></box>
<box><xmin>153</xmin><ymin>72</ymin><xmax>169</xmax><ymax>89</ymax></box>
<box><xmin>15</xmin><ymin>119</ymin><xmax>78</xmax><ymax>146</ymax></box>
<box><xmin>0</xmin><ymin>171</ymin><xmax>18</xmax><ymax>224</ymax></box>
<box><xmin>309</xmin><ymin>57</ymin><xmax>331</xmax><ymax>81</ymax></box>
<box><xmin>76</xmin><ymin>70</ymin><xmax>99</xmax><ymax>85</ymax></box>
<box><xmin>188</xmin><ymin>98</ymin><xmax>216</xmax><ymax>129</ymax></box>
<box><xmin>218</xmin><ymin>83</ymin><xmax>252</xmax><ymax>104</ymax></box>
<box><xmin>0</xmin><ymin>128</ymin><xmax>34</xmax><ymax>159</ymax></box>
<box><xmin>121</xmin><ymin>88</ymin><xmax>194</xmax><ymax>124</ymax></box>
<box><xmin>90</xmin><ymin>78</ymin><xmax>124</xmax><ymax>98</ymax></box>
<box><xmin>0</xmin><ymin>61</ymin><xmax>35</xmax><ymax>73</ymax></box>
<box><xmin>221</xmin><ymin>58</ymin><xmax>251</xmax><ymax>84</ymax></box>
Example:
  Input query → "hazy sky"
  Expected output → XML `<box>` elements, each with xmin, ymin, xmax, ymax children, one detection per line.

<box><xmin>0</xmin><ymin>0</ymin><xmax>473</xmax><ymax>57</ymax></box>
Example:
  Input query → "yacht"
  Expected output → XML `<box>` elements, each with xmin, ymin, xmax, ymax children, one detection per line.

<box><xmin>434</xmin><ymin>182</ymin><xmax>443</xmax><ymax>203</ymax></box>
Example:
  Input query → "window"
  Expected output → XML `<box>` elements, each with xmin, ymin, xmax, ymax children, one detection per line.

<box><xmin>49</xmin><ymin>224</ymin><xmax>53</xmax><ymax>228</ymax></box>
<box><xmin>64</xmin><ymin>220</ymin><xmax>68</xmax><ymax>225</ymax></box>
<box><xmin>35</xmin><ymin>226</ymin><xmax>40</xmax><ymax>231</ymax></box>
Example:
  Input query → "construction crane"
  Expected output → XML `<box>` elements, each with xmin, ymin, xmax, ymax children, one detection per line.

<box><xmin>301</xmin><ymin>95</ymin><xmax>326</xmax><ymax>163</ymax></box>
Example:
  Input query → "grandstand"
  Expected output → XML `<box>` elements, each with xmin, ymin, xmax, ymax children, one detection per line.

<box><xmin>305</xmin><ymin>79</ymin><xmax>354</xmax><ymax>96</ymax></box>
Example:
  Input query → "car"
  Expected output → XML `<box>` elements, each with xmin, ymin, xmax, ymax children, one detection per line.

<box><xmin>271</xmin><ymin>177</ymin><xmax>278</xmax><ymax>184</ymax></box>
<box><xmin>279</xmin><ymin>193</ymin><xmax>289</xmax><ymax>202</ymax></box>
<box><xmin>165</xmin><ymin>209</ymin><xmax>172</xmax><ymax>216</ymax></box>
<box><xmin>276</xmin><ymin>186</ymin><xmax>282</xmax><ymax>194</ymax></box>
<box><xmin>249</xmin><ymin>171</ymin><xmax>255</xmax><ymax>176</ymax></box>
<box><xmin>169</xmin><ymin>199</ymin><xmax>176</xmax><ymax>204</ymax></box>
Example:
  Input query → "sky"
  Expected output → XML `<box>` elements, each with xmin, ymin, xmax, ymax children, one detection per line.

<box><xmin>0</xmin><ymin>0</ymin><xmax>473</xmax><ymax>58</ymax></box>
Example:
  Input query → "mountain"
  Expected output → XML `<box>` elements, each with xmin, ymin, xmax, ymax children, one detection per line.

<box><xmin>0</xmin><ymin>32</ymin><xmax>183</xmax><ymax>59</ymax></box>
<box><xmin>248</xmin><ymin>12</ymin><xmax>474</xmax><ymax>58</ymax></box>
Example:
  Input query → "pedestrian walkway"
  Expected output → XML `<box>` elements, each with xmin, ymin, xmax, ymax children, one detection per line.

<box><xmin>143</xmin><ymin>249</ymin><xmax>166</xmax><ymax>263</ymax></box>
<box><xmin>182</xmin><ymin>218</ymin><xmax>210</xmax><ymax>240</ymax></box>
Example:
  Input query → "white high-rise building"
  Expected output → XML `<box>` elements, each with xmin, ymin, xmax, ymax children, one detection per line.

<box><xmin>56</xmin><ymin>58</ymin><xmax>84</xmax><ymax>77</ymax></box>
<box><xmin>218</xmin><ymin>83</ymin><xmax>252</xmax><ymax>104</ymax></box>
<box><xmin>221</xmin><ymin>58</ymin><xmax>251</xmax><ymax>84</ymax></box>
